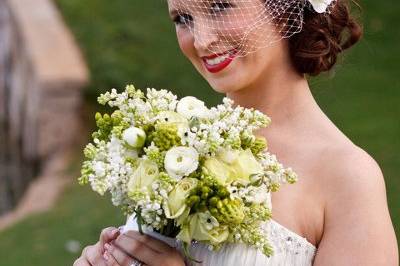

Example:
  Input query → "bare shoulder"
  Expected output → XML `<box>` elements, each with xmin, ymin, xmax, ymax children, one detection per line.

<box><xmin>313</xmin><ymin>142</ymin><xmax>399</xmax><ymax>265</ymax></box>
<box><xmin>318</xmin><ymin>143</ymin><xmax>385</xmax><ymax>197</ymax></box>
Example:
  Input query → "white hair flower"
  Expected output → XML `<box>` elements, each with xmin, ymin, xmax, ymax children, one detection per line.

<box><xmin>164</xmin><ymin>146</ymin><xmax>199</xmax><ymax>180</ymax></box>
<box><xmin>308</xmin><ymin>0</ymin><xmax>334</xmax><ymax>13</ymax></box>
<box><xmin>176</xmin><ymin>96</ymin><xmax>210</xmax><ymax>120</ymax></box>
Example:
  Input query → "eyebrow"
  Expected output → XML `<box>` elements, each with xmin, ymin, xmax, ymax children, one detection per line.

<box><xmin>168</xmin><ymin>0</ymin><xmax>216</xmax><ymax>17</ymax></box>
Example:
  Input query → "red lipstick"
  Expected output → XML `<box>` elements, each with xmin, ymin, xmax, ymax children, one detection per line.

<box><xmin>201</xmin><ymin>49</ymin><xmax>237</xmax><ymax>73</ymax></box>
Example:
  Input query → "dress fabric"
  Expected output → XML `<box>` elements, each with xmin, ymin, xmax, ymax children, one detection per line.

<box><xmin>123</xmin><ymin>193</ymin><xmax>316</xmax><ymax>266</ymax></box>
<box><xmin>183</xmin><ymin>219</ymin><xmax>316</xmax><ymax>266</ymax></box>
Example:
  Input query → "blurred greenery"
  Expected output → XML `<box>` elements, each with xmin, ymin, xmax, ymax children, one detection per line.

<box><xmin>0</xmin><ymin>0</ymin><xmax>398</xmax><ymax>264</ymax></box>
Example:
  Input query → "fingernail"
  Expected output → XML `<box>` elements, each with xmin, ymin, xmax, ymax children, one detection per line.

<box><xmin>103</xmin><ymin>251</ymin><xmax>109</xmax><ymax>261</ymax></box>
<box><xmin>104</xmin><ymin>243</ymin><xmax>111</xmax><ymax>250</ymax></box>
<box><xmin>111</xmin><ymin>229</ymin><xmax>119</xmax><ymax>235</ymax></box>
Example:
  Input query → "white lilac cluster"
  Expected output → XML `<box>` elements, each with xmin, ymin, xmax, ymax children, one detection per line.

<box><xmin>79</xmin><ymin>85</ymin><xmax>298</xmax><ymax>257</ymax></box>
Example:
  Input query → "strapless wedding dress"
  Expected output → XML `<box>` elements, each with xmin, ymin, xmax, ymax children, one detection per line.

<box><xmin>122</xmin><ymin>194</ymin><xmax>316</xmax><ymax>266</ymax></box>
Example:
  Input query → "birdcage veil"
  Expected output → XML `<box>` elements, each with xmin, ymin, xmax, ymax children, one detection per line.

<box><xmin>168</xmin><ymin>0</ymin><xmax>336</xmax><ymax>57</ymax></box>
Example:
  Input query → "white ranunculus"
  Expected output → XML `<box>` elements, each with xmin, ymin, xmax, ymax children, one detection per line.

<box><xmin>308</xmin><ymin>0</ymin><xmax>334</xmax><ymax>13</ymax></box>
<box><xmin>122</xmin><ymin>127</ymin><xmax>146</xmax><ymax>148</ymax></box>
<box><xmin>156</xmin><ymin>111</ymin><xmax>188</xmax><ymax>124</ymax></box>
<box><xmin>156</xmin><ymin>111</ymin><xmax>190</xmax><ymax>136</ymax></box>
<box><xmin>164</xmin><ymin>146</ymin><xmax>199</xmax><ymax>180</ymax></box>
<box><xmin>176</xmin><ymin>96</ymin><xmax>210</xmax><ymax>120</ymax></box>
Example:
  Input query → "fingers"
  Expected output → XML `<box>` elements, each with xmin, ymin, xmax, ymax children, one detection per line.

<box><xmin>102</xmin><ymin>250</ymin><xmax>120</xmax><ymax>266</ymax></box>
<box><xmin>104</xmin><ymin>243</ymin><xmax>138</xmax><ymax>266</ymax></box>
<box><xmin>100</xmin><ymin>227</ymin><xmax>120</xmax><ymax>253</ymax></box>
<box><xmin>123</xmin><ymin>230</ymin><xmax>172</xmax><ymax>253</ymax></box>
<box><xmin>105</xmin><ymin>240</ymin><xmax>156</xmax><ymax>266</ymax></box>
<box><xmin>73</xmin><ymin>257</ymin><xmax>91</xmax><ymax>266</ymax></box>
<box><xmin>82</xmin><ymin>242</ymin><xmax>108</xmax><ymax>266</ymax></box>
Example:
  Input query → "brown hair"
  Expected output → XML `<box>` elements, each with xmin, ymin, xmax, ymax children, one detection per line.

<box><xmin>287</xmin><ymin>0</ymin><xmax>363</xmax><ymax>76</ymax></box>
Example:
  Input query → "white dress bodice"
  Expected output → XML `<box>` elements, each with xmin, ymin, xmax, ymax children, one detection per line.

<box><xmin>183</xmin><ymin>219</ymin><xmax>316</xmax><ymax>266</ymax></box>
<box><xmin>122</xmin><ymin>193</ymin><xmax>316</xmax><ymax>265</ymax></box>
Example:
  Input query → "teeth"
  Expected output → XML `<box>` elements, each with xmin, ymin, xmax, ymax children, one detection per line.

<box><xmin>205</xmin><ymin>54</ymin><xmax>230</xmax><ymax>66</ymax></box>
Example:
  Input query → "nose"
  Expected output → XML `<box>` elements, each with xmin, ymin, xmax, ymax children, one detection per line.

<box><xmin>192</xmin><ymin>22</ymin><xmax>219</xmax><ymax>52</ymax></box>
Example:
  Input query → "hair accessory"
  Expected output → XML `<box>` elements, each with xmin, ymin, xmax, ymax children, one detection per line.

<box><xmin>168</xmin><ymin>0</ymin><xmax>336</xmax><ymax>57</ymax></box>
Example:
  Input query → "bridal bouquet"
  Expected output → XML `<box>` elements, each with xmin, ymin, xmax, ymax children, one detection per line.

<box><xmin>79</xmin><ymin>85</ymin><xmax>297</xmax><ymax>257</ymax></box>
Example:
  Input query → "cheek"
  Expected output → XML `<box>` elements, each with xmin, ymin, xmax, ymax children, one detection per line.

<box><xmin>176</xmin><ymin>29</ymin><xmax>195</xmax><ymax>58</ymax></box>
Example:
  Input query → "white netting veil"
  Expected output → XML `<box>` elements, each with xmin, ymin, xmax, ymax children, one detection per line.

<box><xmin>168</xmin><ymin>0</ymin><xmax>336</xmax><ymax>57</ymax></box>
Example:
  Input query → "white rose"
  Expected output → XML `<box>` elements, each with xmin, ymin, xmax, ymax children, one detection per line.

<box><xmin>176</xmin><ymin>96</ymin><xmax>210</xmax><ymax>120</ymax></box>
<box><xmin>229</xmin><ymin>149</ymin><xmax>263</xmax><ymax>182</ymax></box>
<box><xmin>127</xmin><ymin>159</ymin><xmax>159</xmax><ymax>193</ymax></box>
<box><xmin>122</xmin><ymin>127</ymin><xmax>146</xmax><ymax>148</ymax></box>
<box><xmin>308</xmin><ymin>0</ymin><xmax>334</xmax><ymax>13</ymax></box>
<box><xmin>164</xmin><ymin>146</ymin><xmax>199</xmax><ymax>180</ymax></box>
<box><xmin>164</xmin><ymin>178</ymin><xmax>198</xmax><ymax>219</ymax></box>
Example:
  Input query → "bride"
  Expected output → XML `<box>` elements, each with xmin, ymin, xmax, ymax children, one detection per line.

<box><xmin>74</xmin><ymin>0</ymin><xmax>398</xmax><ymax>265</ymax></box>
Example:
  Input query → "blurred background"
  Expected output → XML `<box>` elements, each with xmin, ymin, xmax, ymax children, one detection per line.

<box><xmin>0</xmin><ymin>0</ymin><xmax>398</xmax><ymax>264</ymax></box>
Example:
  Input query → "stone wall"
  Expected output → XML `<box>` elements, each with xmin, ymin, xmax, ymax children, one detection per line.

<box><xmin>0</xmin><ymin>0</ymin><xmax>89</xmax><ymax>221</ymax></box>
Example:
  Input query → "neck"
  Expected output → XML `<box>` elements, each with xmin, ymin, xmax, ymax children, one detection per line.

<box><xmin>226</xmin><ymin>60</ymin><xmax>316</xmax><ymax>133</ymax></box>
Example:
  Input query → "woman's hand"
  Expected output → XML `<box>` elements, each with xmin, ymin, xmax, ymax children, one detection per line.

<box><xmin>73</xmin><ymin>227</ymin><xmax>120</xmax><ymax>266</ymax></box>
<box><xmin>103</xmin><ymin>230</ymin><xmax>185</xmax><ymax>266</ymax></box>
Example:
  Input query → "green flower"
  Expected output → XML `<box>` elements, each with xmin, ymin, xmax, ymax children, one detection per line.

<box><xmin>164</xmin><ymin>178</ymin><xmax>198</xmax><ymax>219</ymax></box>
<box><xmin>148</xmin><ymin>123</ymin><xmax>181</xmax><ymax>152</ymax></box>
<box><xmin>214</xmin><ymin>198</ymin><xmax>245</xmax><ymax>225</ymax></box>
<box><xmin>127</xmin><ymin>159</ymin><xmax>159</xmax><ymax>193</ymax></box>
<box><xmin>177</xmin><ymin>212</ymin><xmax>229</xmax><ymax>246</ymax></box>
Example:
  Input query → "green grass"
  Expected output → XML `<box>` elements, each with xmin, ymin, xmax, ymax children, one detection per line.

<box><xmin>0</xmin><ymin>0</ymin><xmax>398</xmax><ymax>264</ymax></box>
<box><xmin>0</xmin><ymin>180</ymin><xmax>124</xmax><ymax>265</ymax></box>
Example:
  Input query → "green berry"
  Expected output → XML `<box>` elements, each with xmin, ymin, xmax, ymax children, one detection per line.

<box><xmin>186</xmin><ymin>195</ymin><xmax>200</xmax><ymax>207</ymax></box>
<box><xmin>209</xmin><ymin>196</ymin><xmax>220</xmax><ymax>207</ymax></box>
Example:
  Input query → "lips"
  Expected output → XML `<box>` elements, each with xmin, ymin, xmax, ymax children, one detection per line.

<box><xmin>201</xmin><ymin>49</ymin><xmax>238</xmax><ymax>73</ymax></box>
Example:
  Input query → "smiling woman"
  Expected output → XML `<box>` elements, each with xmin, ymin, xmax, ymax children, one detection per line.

<box><xmin>74</xmin><ymin>0</ymin><xmax>398</xmax><ymax>265</ymax></box>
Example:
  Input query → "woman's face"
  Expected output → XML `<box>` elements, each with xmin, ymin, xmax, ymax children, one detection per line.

<box><xmin>167</xmin><ymin>0</ymin><xmax>290</xmax><ymax>94</ymax></box>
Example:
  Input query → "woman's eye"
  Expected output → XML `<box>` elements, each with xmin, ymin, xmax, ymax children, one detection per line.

<box><xmin>210</xmin><ymin>2</ymin><xmax>232</xmax><ymax>13</ymax></box>
<box><xmin>173</xmin><ymin>14</ymin><xmax>193</xmax><ymax>25</ymax></box>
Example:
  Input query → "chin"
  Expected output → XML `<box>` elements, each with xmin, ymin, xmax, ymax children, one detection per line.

<box><xmin>198</xmin><ymin>59</ymin><xmax>249</xmax><ymax>94</ymax></box>
<box><xmin>208</xmin><ymin>78</ymin><xmax>243</xmax><ymax>94</ymax></box>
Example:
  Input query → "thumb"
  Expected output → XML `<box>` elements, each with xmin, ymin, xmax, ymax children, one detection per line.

<box><xmin>99</xmin><ymin>227</ymin><xmax>120</xmax><ymax>253</ymax></box>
